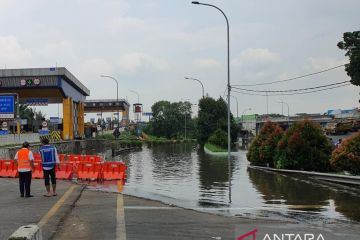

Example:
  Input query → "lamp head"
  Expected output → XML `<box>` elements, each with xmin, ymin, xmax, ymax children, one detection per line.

<box><xmin>192</xmin><ymin>1</ymin><xmax>200</xmax><ymax>4</ymax></box>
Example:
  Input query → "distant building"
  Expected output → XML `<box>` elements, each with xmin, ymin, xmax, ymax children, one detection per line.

<box><xmin>326</xmin><ymin>108</ymin><xmax>360</xmax><ymax>119</ymax></box>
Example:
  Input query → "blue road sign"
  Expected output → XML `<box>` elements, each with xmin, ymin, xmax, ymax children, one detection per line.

<box><xmin>0</xmin><ymin>95</ymin><xmax>15</xmax><ymax>119</ymax></box>
<box><xmin>39</xmin><ymin>130</ymin><xmax>50</xmax><ymax>135</ymax></box>
<box><xmin>0</xmin><ymin>130</ymin><xmax>9</xmax><ymax>135</ymax></box>
<box><xmin>0</xmin><ymin>96</ymin><xmax>15</xmax><ymax>113</ymax></box>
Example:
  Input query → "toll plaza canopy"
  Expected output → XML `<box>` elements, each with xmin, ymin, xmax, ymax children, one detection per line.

<box><xmin>0</xmin><ymin>67</ymin><xmax>90</xmax><ymax>103</ymax></box>
<box><xmin>84</xmin><ymin>99</ymin><xmax>130</xmax><ymax>124</ymax></box>
<box><xmin>0</xmin><ymin>67</ymin><xmax>90</xmax><ymax>140</ymax></box>
<box><xmin>84</xmin><ymin>99</ymin><xmax>130</xmax><ymax>112</ymax></box>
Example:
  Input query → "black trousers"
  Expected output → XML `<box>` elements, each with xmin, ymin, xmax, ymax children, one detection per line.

<box><xmin>19</xmin><ymin>171</ymin><xmax>32</xmax><ymax>196</ymax></box>
<box><xmin>43</xmin><ymin>168</ymin><xmax>56</xmax><ymax>186</ymax></box>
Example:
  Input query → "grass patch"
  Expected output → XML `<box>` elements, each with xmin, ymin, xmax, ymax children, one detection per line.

<box><xmin>205</xmin><ymin>143</ymin><xmax>227</xmax><ymax>152</ymax></box>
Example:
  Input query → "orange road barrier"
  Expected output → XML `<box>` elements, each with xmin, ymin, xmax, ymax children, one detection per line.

<box><xmin>56</xmin><ymin>163</ymin><xmax>74</xmax><ymax>180</ymax></box>
<box><xmin>32</xmin><ymin>162</ymin><xmax>43</xmax><ymax>179</ymax></box>
<box><xmin>77</xmin><ymin>162</ymin><xmax>102</xmax><ymax>180</ymax></box>
<box><xmin>59</xmin><ymin>154</ymin><xmax>66</xmax><ymax>162</ymax></box>
<box><xmin>68</xmin><ymin>154</ymin><xmax>83</xmax><ymax>163</ymax></box>
<box><xmin>33</xmin><ymin>153</ymin><xmax>42</xmax><ymax>161</ymax></box>
<box><xmin>0</xmin><ymin>160</ymin><xmax>18</xmax><ymax>178</ymax></box>
<box><xmin>103</xmin><ymin>162</ymin><xmax>127</xmax><ymax>180</ymax></box>
<box><xmin>83</xmin><ymin>155</ymin><xmax>103</xmax><ymax>163</ymax></box>
<box><xmin>1</xmin><ymin>155</ymin><xmax>127</xmax><ymax>182</ymax></box>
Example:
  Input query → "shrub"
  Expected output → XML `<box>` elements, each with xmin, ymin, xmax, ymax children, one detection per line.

<box><xmin>208</xmin><ymin>128</ymin><xmax>228</xmax><ymax>149</ymax></box>
<box><xmin>276</xmin><ymin>120</ymin><xmax>332</xmax><ymax>172</ymax></box>
<box><xmin>247</xmin><ymin>121</ymin><xmax>284</xmax><ymax>167</ymax></box>
<box><xmin>331</xmin><ymin>131</ymin><xmax>360</xmax><ymax>175</ymax></box>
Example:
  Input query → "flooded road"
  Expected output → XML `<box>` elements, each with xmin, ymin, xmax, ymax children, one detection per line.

<box><xmin>73</xmin><ymin>141</ymin><xmax>360</xmax><ymax>223</ymax></box>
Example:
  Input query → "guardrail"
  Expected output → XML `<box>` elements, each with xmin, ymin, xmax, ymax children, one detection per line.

<box><xmin>248</xmin><ymin>165</ymin><xmax>360</xmax><ymax>186</ymax></box>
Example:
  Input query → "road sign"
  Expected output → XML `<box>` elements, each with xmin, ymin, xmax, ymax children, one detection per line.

<box><xmin>0</xmin><ymin>130</ymin><xmax>9</xmax><ymax>135</ymax></box>
<box><xmin>39</xmin><ymin>130</ymin><xmax>50</xmax><ymax>135</ymax></box>
<box><xmin>26</xmin><ymin>98</ymin><xmax>48</xmax><ymax>106</ymax></box>
<box><xmin>142</xmin><ymin>112</ymin><xmax>153</xmax><ymax>116</ymax></box>
<box><xmin>2</xmin><ymin>122</ymin><xmax>7</xmax><ymax>128</ymax></box>
<box><xmin>42</xmin><ymin>121</ymin><xmax>48</xmax><ymax>127</ymax></box>
<box><xmin>50</xmin><ymin>117</ymin><xmax>61</xmax><ymax>124</ymax></box>
<box><xmin>0</xmin><ymin>95</ymin><xmax>15</xmax><ymax>119</ymax></box>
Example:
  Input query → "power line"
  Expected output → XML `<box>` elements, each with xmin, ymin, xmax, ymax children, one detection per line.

<box><xmin>232</xmin><ymin>83</ymin><xmax>351</xmax><ymax>96</ymax></box>
<box><xmin>232</xmin><ymin>64</ymin><xmax>346</xmax><ymax>87</ymax></box>
<box><xmin>232</xmin><ymin>80</ymin><xmax>350</xmax><ymax>93</ymax></box>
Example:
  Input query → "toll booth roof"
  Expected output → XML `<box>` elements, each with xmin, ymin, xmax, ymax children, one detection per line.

<box><xmin>84</xmin><ymin>99</ymin><xmax>130</xmax><ymax>112</ymax></box>
<box><xmin>0</xmin><ymin>67</ymin><xmax>90</xmax><ymax>101</ymax></box>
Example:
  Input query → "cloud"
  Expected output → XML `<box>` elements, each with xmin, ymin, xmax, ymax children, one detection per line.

<box><xmin>79</xmin><ymin>58</ymin><xmax>113</xmax><ymax>77</ymax></box>
<box><xmin>193</xmin><ymin>58</ymin><xmax>222</xmax><ymax>69</ymax></box>
<box><xmin>106</xmin><ymin>17</ymin><xmax>146</xmax><ymax>33</ymax></box>
<box><xmin>0</xmin><ymin>36</ymin><xmax>32</xmax><ymax>67</ymax></box>
<box><xmin>307</xmin><ymin>57</ymin><xmax>347</xmax><ymax>70</ymax></box>
<box><xmin>117</xmin><ymin>52</ymin><xmax>169</xmax><ymax>73</ymax></box>
<box><xmin>232</xmin><ymin>48</ymin><xmax>281</xmax><ymax>66</ymax></box>
<box><xmin>34</xmin><ymin>40</ymin><xmax>79</xmax><ymax>67</ymax></box>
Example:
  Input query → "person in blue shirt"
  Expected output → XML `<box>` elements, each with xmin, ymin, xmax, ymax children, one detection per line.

<box><xmin>39</xmin><ymin>138</ymin><xmax>60</xmax><ymax>197</ymax></box>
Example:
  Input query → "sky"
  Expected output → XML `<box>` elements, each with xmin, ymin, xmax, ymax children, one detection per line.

<box><xmin>0</xmin><ymin>0</ymin><xmax>359</xmax><ymax>121</ymax></box>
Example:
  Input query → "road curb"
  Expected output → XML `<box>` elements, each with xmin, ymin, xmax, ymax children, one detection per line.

<box><xmin>248</xmin><ymin>165</ymin><xmax>360</xmax><ymax>185</ymax></box>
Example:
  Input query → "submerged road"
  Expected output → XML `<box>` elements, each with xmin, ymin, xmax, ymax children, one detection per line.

<box><xmin>1</xmin><ymin>179</ymin><xmax>360</xmax><ymax>240</ymax></box>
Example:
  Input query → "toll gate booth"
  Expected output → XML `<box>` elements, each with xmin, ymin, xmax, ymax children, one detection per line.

<box><xmin>0</xmin><ymin>67</ymin><xmax>90</xmax><ymax>140</ymax></box>
<box><xmin>84</xmin><ymin>99</ymin><xmax>130</xmax><ymax>126</ymax></box>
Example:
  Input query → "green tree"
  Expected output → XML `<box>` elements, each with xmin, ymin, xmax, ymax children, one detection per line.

<box><xmin>197</xmin><ymin>97</ymin><xmax>237</xmax><ymax>145</ymax></box>
<box><xmin>19</xmin><ymin>104</ymin><xmax>35</xmax><ymax>120</ymax></box>
<box><xmin>338</xmin><ymin>31</ymin><xmax>360</xmax><ymax>86</ymax></box>
<box><xmin>247</xmin><ymin>121</ymin><xmax>284</xmax><ymax>167</ymax></box>
<box><xmin>19</xmin><ymin>104</ymin><xmax>45</xmax><ymax>120</ymax></box>
<box><xmin>146</xmin><ymin>100</ymin><xmax>195</xmax><ymax>139</ymax></box>
<box><xmin>276</xmin><ymin>120</ymin><xmax>332</xmax><ymax>172</ymax></box>
<box><xmin>331</xmin><ymin>132</ymin><xmax>360</xmax><ymax>175</ymax></box>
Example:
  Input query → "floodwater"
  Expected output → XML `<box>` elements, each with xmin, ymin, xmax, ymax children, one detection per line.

<box><xmin>73</xmin><ymin>141</ymin><xmax>360</xmax><ymax>223</ymax></box>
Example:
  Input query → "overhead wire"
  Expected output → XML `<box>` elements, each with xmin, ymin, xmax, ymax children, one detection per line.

<box><xmin>232</xmin><ymin>64</ymin><xmax>346</xmax><ymax>87</ymax></box>
<box><xmin>231</xmin><ymin>80</ymin><xmax>350</xmax><ymax>93</ymax></box>
<box><xmin>232</xmin><ymin>83</ymin><xmax>351</xmax><ymax>96</ymax></box>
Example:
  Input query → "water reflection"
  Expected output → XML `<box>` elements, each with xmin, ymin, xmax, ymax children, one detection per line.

<box><xmin>332</xmin><ymin>192</ymin><xmax>360</xmax><ymax>221</ymax></box>
<box><xmin>247</xmin><ymin>168</ymin><xmax>331</xmax><ymax>211</ymax></box>
<box><xmin>65</xmin><ymin>140</ymin><xmax>360</xmax><ymax>222</ymax></box>
<box><xmin>150</xmin><ymin>144</ymin><xmax>194</xmax><ymax>180</ymax></box>
<box><xmin>197</xmin><ymin>148</ymin><xmax>236</xmax><ymax>206</ymax></box>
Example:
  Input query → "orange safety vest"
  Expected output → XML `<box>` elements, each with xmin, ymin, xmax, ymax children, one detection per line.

<box><xmin>17</xmin><ymin>148</ymin><xmax>31</xmax><ymax>171</ymax></box>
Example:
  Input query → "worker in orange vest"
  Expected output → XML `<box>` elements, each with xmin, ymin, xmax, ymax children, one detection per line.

<box><xmin>14</xmin><ymin>142</ymin><xmax>35</xmax><ymax>198</ymax></box>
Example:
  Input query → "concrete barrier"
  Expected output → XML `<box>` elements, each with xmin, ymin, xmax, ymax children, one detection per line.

<box><xmin>0</xmin><ymin>134</ymin><xmax>40</xmax><ymax>146</ymax></box>
<box><xmin>8</xmin><ymin>224</ymin><xmax>42</xmax><ymax>240</ymax></box>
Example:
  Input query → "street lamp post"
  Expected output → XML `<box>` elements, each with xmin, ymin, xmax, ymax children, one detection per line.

<box><xmin>278</xmin><ymin>101</ymin><xmax>290</xmax><ymax>126</ymax></box>
<box><xmin>192</xmin><ymin>1</ymin><xmax>231</xmax><ymax>203</ymax></box>
<box><xmin>130</xmin><ymin>90</ymin><xmax>140</xmax><ymax>104</ymax></box>
<box><xmin>100</xmin><ymin>75</ymin><xmax>120</xmax><ymax>128</ymax></box>
<box><xmin>230</xmin><ymin>95</ymin><xmax>238</xmax><ymax>119</ymax></box>
<box><xmin>184</xmin><ymin>77</ymin><xmax>205</xmax><ymax>98</ymax></box>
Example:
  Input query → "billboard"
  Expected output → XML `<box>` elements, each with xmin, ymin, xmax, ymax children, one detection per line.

<box><xmin>0</xmin><ymin>95</ymin><xmax>15</xmax><ymax>119</ymax></box>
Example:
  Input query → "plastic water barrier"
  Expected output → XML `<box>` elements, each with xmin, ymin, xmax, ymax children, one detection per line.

<box><xmin>0</xmin><ymin>160</ymin><xmax>18</xmax><ymax>178</ymax></box>
<box><xmin>0</xmin><ymin>154</ymin><xmax>127</xmax><ymax>181</ymax></box>
<box><xmin>103</xmin><ymin>162</ymin><xmax>127</xmax><ymax>180</ymax></box>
